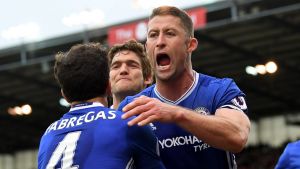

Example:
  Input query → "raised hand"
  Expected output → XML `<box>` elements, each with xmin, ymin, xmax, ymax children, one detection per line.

<box><xmin>122</xmin><ymin>95</ymin><xmax>179</xmax><ymax>126</ymax></box>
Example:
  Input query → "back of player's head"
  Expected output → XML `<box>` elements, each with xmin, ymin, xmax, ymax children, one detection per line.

<box><xmin>54</xmin><ymin>43</ymin><xmax>109</xmax><ymax>102</ymax></box>
<box><xmin>149</xmin><ymin>6</ymin><xmax>194</xmax><ymax>38</ymax></box>
<box><xmin>108</xmin><ymin>39</ymin><xmax>152</xmax><ymax>80</ymax></box>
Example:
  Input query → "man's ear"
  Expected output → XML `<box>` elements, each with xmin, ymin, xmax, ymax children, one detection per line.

<box><xmin>187</xmin><ymin>37</ymin><xmax>198</xmax><ymax>53</ymax></box>
<box><xmin>144</xmin><ymin>75</ymin><xmax>153</xmax><ymax>87</ymax></box>
<box><xmin>61</xmin><ymin>89</ymin><xmax>70</xmax><ymax>103</ymax></box>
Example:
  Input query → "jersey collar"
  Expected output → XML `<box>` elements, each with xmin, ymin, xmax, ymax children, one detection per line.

<box><xmin>69</xmin><ymin>102</ymin><xmax>105</xmax><ymax>112</ymax></box>
<box><xmin>154</xmin><ymin>71</ymin><xmax>199</xmax><ymax>105</ymax></box>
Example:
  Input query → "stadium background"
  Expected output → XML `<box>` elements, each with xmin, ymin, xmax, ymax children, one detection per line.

<box><xmin>1</xmin><ymin>0</ymin><xmax>300</xmax><ymax>168</ymax></box>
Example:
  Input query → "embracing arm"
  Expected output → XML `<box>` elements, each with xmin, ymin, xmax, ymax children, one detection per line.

<box><xmin>173</xmin><ymin>106</ymin><xmax>250</xmax><ymax>153</ymax></box>
<box><xmin>122</xmin><ymin>96</ymin><xmax>250</xmax><ymax>153</ymax></box>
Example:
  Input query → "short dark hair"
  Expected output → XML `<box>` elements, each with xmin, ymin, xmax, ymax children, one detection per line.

<box><xmin>54</xmin><ymin>43</ymin><xmax>109</xmax><ymax>102</ymax></box>
<box><xmin>150</xmin><ymin>6</ymin><xmax>194</xmax><ymax>37</ymax></box>
<box><xmin>108</xmin><ymin>40</ymin><xmax>152</xmax><ymax>79</ymax></box>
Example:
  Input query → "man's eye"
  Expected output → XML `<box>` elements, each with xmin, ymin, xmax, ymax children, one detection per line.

<box><xmin>148</xmin><ymin>33</ymin><xmax>158</xmax><ymax>38</ymax></box>
<box><xmin>111</xmin><ymin>64</ymin><xmax>119</xmax><ymax>69</ymax></box>
<box><xmin>131</xmin><ymin>64</ymin><xmax>140</xmax><ymax>68</ymax></box>
<box><xmin>128</xmin><ymin>62</ymin><xmax>140</xmax><ymax>68</ymax></box>
<box><xmin>166</xmin><ymin>32</ymin><xmax>175</xmax><ymax>36</ymax></box>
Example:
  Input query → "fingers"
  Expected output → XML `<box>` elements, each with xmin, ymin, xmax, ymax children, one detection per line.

<box><xmin>136</xmin><ymin>115</ymin><xmax>156</xmax><ymax>126</ymax></box>
<box><xmin>127</xmin><ymin>111</ymin><xmax>151</xmax><ymax>126</ymax></box>
<box><xmin>121</xmin><ymin>96</ymin><xmax>149</xmax><ymax>119</ymax></box>
<box><xmin>128</xmin><ymin>111</ymin><xmax>156</xmax><ymax>126</ymax></box>
<box><xmin>122</xmin><ymin>95</ymin><xmax>149</xmax><ymax>112</ymax></box>
<box><xmin>122</xmin><ymin>104</ymin><xmax>152</xmax><ymax>125</ymax></box>
<box><xmin>121</xmin><ymin>95</ymin><xmax>161</xmax><ymax>126</ymax></box>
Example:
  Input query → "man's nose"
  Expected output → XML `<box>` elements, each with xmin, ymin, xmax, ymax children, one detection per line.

<box><xmin>119</xmin><ymin>64</ymin><xmax>129</xmax><ymax>74</ymax></box>
<box><xmin>156</xmin><ymin>34</ymin><xmax>166</xmax><ymax>48</ymax></box>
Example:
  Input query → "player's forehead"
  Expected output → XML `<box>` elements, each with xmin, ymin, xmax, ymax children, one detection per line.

<box><xmin>148</xmin><ymin>15</ymin><xmax>183</xmax><ymax>31</ymax></box>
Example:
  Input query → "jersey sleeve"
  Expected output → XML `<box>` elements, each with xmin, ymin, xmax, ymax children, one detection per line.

<box><xmin>126</xmin><ymin>124</ymin><xmax>166</xmax><ymax>169</ymax></box>
<box><xmin>117</xmin><ymin>96</ymin><xmax>130</xmax><ymax>111</ymax></box>
<box><xmin>215</xmin><ymin>78</ymin><xmax>248</xmax><ymax>114</ymax></box>
<box><xmin>275</xmin><ymin>143</ymin><xmax>291</xmax><ymax>169</ymax></box>
<box><xmin>37</xmin><ymin>136</ymin><xmax>46</xmax><ymax>169</ymax></box>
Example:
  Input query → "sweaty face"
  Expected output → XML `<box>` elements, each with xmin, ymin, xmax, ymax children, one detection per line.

<box><xmin>146</xmin><ymin>15</ymin><xmax>191</xmax><ymax>81</ymax></box>
<box><xmin>109</xmin><ymin>50</ymin><xmax>147</xmax><ymax>97</ymax></box>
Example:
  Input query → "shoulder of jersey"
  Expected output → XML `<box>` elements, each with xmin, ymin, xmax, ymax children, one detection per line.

<box><xmin>199</xmin><ymin>74</ymin><xmax>230</xmax><ymax>86</ymax></box>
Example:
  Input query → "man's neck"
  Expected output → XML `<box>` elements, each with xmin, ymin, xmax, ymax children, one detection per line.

<box><xmin>111</xmin><ymin>94</ymin><xmax>125</xmax><ymax>109</ymax></box>
<box><xmin>71</xmin><ymin>97</ymin><xmax>108</xmax><ymax>107</ymax></box>
<box><xmin>156</xmin><ymin>70</ymin><xmax>194</xmax><ymax>102</ymax></box>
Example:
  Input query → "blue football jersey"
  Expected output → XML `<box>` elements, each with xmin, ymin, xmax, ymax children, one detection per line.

<box><xmin>275</xmin><ymin>140</ymin><xmax>300</xmax><ymax>169</ymax></box>
<box><xmin>38</xmin><ymin>102</ymin><xmax>165</xmax><ymax>169</ymax></box>
<box><xmin>119</xmin><ymin>72</ymin><xmax>248</xmax><ymax>169</ymax></box>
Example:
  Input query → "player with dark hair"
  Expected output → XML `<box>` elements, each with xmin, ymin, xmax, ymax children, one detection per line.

<box><xmin>109</xmin><ymin>40</ymin><xmax>153</xmax><ymax>109</ymax></box>
<box><xmin>37</xmin><ymin>43</ymin><xmax>165</xmax><ymax>169</ymax></box>
<box><xmin>119</xmin><ymin>6</ymin><xmax>251</xmax><ymax>169</ymax></box>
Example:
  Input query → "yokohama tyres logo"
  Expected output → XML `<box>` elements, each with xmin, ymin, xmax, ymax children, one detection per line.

<box><xmin>159</xmin><ymin>135</ymin><xmax>210</xmax><ymax>152</ymax></box>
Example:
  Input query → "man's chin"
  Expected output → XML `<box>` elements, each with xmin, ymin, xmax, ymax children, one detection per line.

<box><xmin>155</xmin><ymin>71</ymin><xmax>173</xmax><ymax>81</ymax></box>
<box><xmin>116</xmin><ymin>89</ymin><xmax>139</xmax><ymax>97</ymax></box>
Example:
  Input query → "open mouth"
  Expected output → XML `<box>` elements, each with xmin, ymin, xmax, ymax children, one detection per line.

<box><xmin>156</xmin><ymin>53</ymin><xmax>171</xmax><ymax>66</ymax></box>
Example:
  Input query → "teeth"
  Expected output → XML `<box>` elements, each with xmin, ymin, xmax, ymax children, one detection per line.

<box><xmin>157</xmin><ymin>65</ymin><xmax>170</xmax><ymax>70</ymax></box>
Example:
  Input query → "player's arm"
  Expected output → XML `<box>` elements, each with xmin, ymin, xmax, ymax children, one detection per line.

<box><xmin>123</xmin><ymin>96</ymin><xmax>249</xmax><ymax>153</ymax></box>
<box><xmin>122</xmin><ymin>80</ymin><xmax>250</xmax><ymax>153</ymax></box>
<box><xmin>172</xmin><ymin>105</ymin><xmax>250</xmax><ymax>153</ymax></box>
<box><xmin>127</xmin><ymin>124</ymin><xmax>166</xmax><ymax>169</ymax></box>
<box><xmin>275</xmin><ymin>143</ymin><xmax>292</xmax><ymax>169</ymax></box>
<box><xmin>37</xmin><ymin>135</ymin><xmax>47</xmax><ymax>169</ymax></box>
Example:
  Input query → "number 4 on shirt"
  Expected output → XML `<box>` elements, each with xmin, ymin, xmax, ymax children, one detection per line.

<box><xmin>46</xmin><ymin>131</ymin><xmax>81</xmax><ymax>169</ymax></box>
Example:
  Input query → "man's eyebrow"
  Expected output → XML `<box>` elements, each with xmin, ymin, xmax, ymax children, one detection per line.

<box><xmin>111</xmin><ymin>59</ymin><xmax>140</xmax><ymax>65</ymax></box>
<box><xmin>110</xmin><ymin>60</ymin><xmax>121</xmax><ymax>66</ymax></box>
<box><xmin>148</xmin><ymin>29</ymin><xmax>158</xmax><ymax>33</ymax></box>
<box><xmin>126</xmin><ymin>59</ymin><xmax>141</xmax><ymax>65</ymax></box>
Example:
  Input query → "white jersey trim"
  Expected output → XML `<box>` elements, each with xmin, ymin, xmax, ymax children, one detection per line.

<box><xmin>125</xmin><ymin>157</ymin><xmax>134</xmax><ymax>169</ymax></box>
<box><xmin>154</xmin><ymin>71</ymin><xmax>199</xmax><ymax>105</ymax></box>
<box><xmin>226</xmin><ymin>151</ymin><xmax>237</xmax><ymax>169</ymax></box>
<box><xmin>219</xmin><ymin>104</ymin><xmax>243</xmax><ymax>112</ymax></box>
<box><xmin>69</xmin><ymin>102</ymin><xmax>105</xmax><ymax>112</ymax></box>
